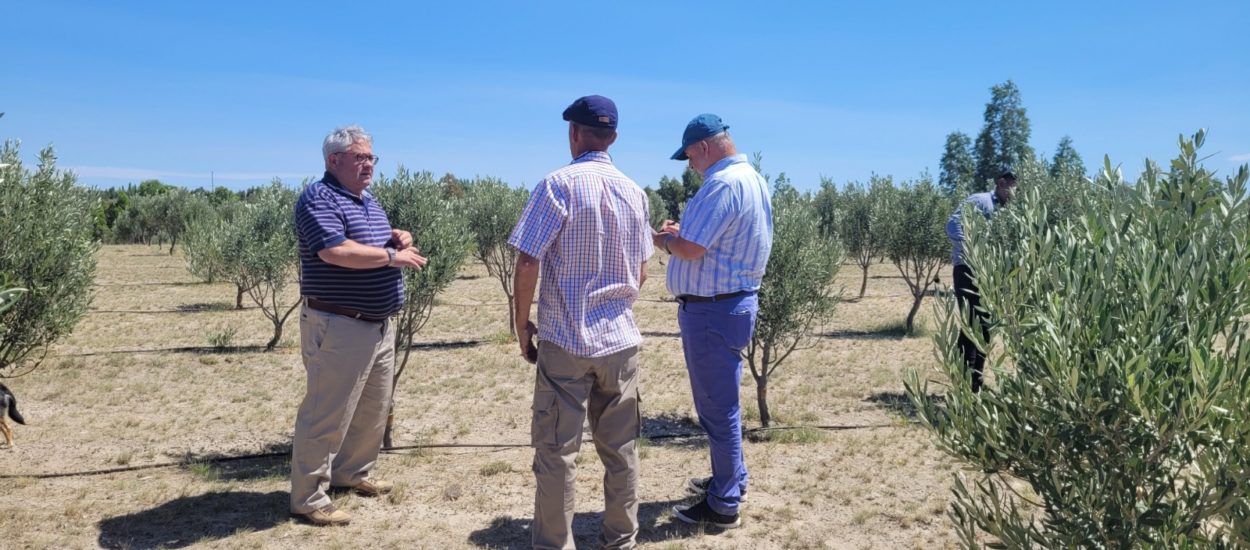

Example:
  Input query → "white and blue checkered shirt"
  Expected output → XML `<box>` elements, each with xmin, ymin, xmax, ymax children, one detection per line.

<box><xmin>508</xmin><ymin>151</ymin><xmax>654</xmax><ymax>358</ymax></box>
<box><xmin>666</xmin><ymin>154</ymin><xmax>773</xmax><ymax>297</ymax></box>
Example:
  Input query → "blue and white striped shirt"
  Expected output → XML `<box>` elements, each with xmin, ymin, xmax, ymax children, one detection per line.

<box><xmin>508</xmin><ymin>151</ymin><xmax>654</xmax><ymax>358</ymax></box>
<box><xmin>295</xmin><ymin>173</ymin><xmax>404</xmax><ymax>317</ymax></box>
<box><xmin>666</xmin><ymin>154</ymin><xmax>773</xmax><ymax>297</ymax></box>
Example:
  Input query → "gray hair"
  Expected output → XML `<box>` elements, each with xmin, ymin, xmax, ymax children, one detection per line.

<box><xmin>707</xmin><ymin>131</ymin><xmax>732</xmax><ymax>148</ymax></box>
<box><xmin>322</xmin><ymin>125</ymin><xmax>372</xmax><ymax>159</ymax></box>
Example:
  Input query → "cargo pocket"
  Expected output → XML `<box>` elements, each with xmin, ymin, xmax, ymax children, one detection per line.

<box><xmin>530</xmin><ymin>390</ymin><xmax>559</xmax><ymax>447</ymax></box>
<box><xmin>634</xmin><ymin>389</ymin><xmax>643</xmax><ymax>440</ymax></box>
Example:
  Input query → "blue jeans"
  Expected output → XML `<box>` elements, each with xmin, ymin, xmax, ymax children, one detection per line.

<box><xmin>677</xmin><ymin>293</ymin><xmax>757</xmax><ymax>515</ymax></box>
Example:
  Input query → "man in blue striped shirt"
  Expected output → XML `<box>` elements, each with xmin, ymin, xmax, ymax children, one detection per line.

<box><xmin>289</xmin><ymin>125</ymin><xmax>427</xmax><ymax>526</ymax></box>
<box><xmin>946</xmin><ymin>168</ymin><xmax>1016</xmax><ymax>392</ymax></box>
<box><xmin>654</xmin><ymin>114</ymin><xmax>772</xmax><ymax>529</ymax></box>
<box><xmin>509</xmin><ymin>95</ymin><xmax>653</xmax><ymax>549</ymax></box>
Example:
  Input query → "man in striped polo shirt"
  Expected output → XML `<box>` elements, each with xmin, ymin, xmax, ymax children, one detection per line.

<box><xmin>509</xmin><ymin>95</ymin><xmax>653</xmax><ymax>549</ymax></box>
<box><xmin>289</xmin><ymin>125</ymin><xmax>427</xmax><ymax>526</ymax></box>
<box><xmin>655</xmin><ymin>114</ymin><xmax>773</xmax><ymax>529</ymax></box>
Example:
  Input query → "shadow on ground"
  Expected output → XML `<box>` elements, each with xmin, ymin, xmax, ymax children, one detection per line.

<box><xmin>865</xmin><ymin>391</ymin><xmax>945</xmax><ymax>420</ymax></box>
<box><xmin>468</xmin><ymin>497</ymin><xmax>710</xmax><ymax>549</ymax></box>
<box><xmin>821</xmin><ymin>326</ymin><xmax>909</xmax><ymax>341</ymax></box>
<box><xmin>641</xmin><ymin>413</ymin><xmax>707</xmax><ymax>450</ymax></box>
<box><xmin>179</xmin><ymin>441</ymin><xmax>292</xmax><ymax>482</ymax></box>
<box><xmin>97</xmin><ymin>490</ymin><xmax>288</xmax><ymax>549</ymax></box>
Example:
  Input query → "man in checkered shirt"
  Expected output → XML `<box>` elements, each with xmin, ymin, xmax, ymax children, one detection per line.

<box><xmin>507</xmin><ymin>95</ymin><xmax>654</xmax><ymax>550</ymax></box>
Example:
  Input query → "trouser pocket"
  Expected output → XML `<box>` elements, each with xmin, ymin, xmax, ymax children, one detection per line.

<box><xmin>531</xmin><ymin>390</ymin><xmax>559</xmax><ymax>447</ymax></box>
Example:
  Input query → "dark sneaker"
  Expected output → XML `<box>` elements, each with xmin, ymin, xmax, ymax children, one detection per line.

<box><xmin>685</xmin><ymin>476</ymin><xmax>748</xmax><ymax>503</ymax></box>
<box><xmin>672</xmin><ymin>498</ymin><xmax>740</xmax><ymax>529</ymax></box>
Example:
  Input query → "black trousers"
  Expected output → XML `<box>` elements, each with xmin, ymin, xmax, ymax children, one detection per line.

<box><xmin>953</xmin><ymin>264</ymin><xmax>989</xmax><ymax>392</ymax></box>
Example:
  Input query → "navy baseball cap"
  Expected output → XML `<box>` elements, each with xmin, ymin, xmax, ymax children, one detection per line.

<box><xmin>562</xmin><ymin>95</ymin><xmax>617</xmax><ymax>129</ymax></box>
<box><xmin>999</xmin><ymin>167</ymin><xmax>1017</xmax><ymax>180</ymax></box>
<box><xmin>672</xmin><ymin>113</ymin><xmax>729</xmax><ymax>160</ymax></box>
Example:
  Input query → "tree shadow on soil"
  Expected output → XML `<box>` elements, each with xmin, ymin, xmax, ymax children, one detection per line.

<box><xmin>821</xmin><ymin>326</ymin><xmax>908</xmax><ymax>341</ymax></box>
<box><xmin>179</xmin><ymin>441</ymin><xmax>292</xmax><ymax>482</ymax></box>
<box><xmin>640</xmin><ymin>330</ymin><xmax>680</xmax><ymax>338</ymax></box>
<box><xmin>97</xmin><ymin>490</ymin><xmax>288</xmax><ymax>549</ymax></box>
<box><xmin>467</xmin><ymin>497</ymin><xmax>707</xmax><ymax>549</ymax></box>
<box><xmin>641</xmin><ymin>413</ymin><xmax>707</xmax><ymax>450</ymax></box>
<box><xmin>865</xmin><ymin>391</ymin><xmax>945</xmax><ymax>420</ymax></box>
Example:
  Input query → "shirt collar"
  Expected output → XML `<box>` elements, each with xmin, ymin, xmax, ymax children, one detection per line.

<box><xmin>703</xmin><ymin>153</ymin><xmax>748</xmax><ymax>178</ymax></box>
<box><xmin>573</xmin><ymin>150</ymin><xmax>613</xmax><ymax>164</ymax></box>
<box><xmin>321</xmin><ymin>171</ymin><xmax>368</xmax><ymax>204</ymax></box>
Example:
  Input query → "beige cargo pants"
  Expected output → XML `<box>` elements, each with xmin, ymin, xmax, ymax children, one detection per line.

<box><xmin>290</xmin><ymin>305</ymin><xmax>395</xmax><ymax>514</ymax></box>
<box><xmin>531</xmin><ymin>342</ymin><xmax>641</xmax><ymax>550</ymax></box>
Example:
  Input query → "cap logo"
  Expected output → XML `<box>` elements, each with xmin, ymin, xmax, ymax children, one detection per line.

<box><xmin>599</xmin><ymin>116</ymin><xmax>610</xmax><ymax>123</ymax></box>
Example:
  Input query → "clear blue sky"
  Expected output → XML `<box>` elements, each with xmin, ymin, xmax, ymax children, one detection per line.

<box><xmin>5</xmin><ymin>1</ymin><xmax>1248</xmax><ymax>192</ymax></box>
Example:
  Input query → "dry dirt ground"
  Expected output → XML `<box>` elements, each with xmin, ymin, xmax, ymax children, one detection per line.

<box><xmin>0</xmin><ymin>245</ymin><xmax>965</xmax><ymax>549</ymax></box>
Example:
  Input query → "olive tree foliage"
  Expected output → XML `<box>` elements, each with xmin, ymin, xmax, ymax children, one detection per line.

<box><xmin>234</xmin><ymin>181</ymin><xmax>300</xmax><ymax>350</ymax></box>
<box><xmin>812</xmin><ymin>178</ymin><xmax>839</xmax><ymax>239</ymax></box>
<box><xmin>837</xmin><ymin>176</ymin><xmax>891</xmax><ymax>301</ymax></box>
<box><xmin>370</xmin><ymin>168</ymin><xmax>473</xmax><ymax>447</ymax></box>
<box><xmin>0</xmin><ymin>141</ymin><xmax>99</xmax><ymax>376</ymax></box>
<box><xmin>745</xmin><ymin>184</ymin><xmax>843</xmax><ymax>428</ymax></box>
<box><xmin>182</xmin><ymin>201</ymin><xmax>256</xmax><ymax>308</ymax></box>
<box><xmin>465</xmin><ymin>178</ymin><xmax>529</xmax><ymax>338</ymax></box>
<box><xmin>906</xmin><ymin>132</ymin><xmax>1250</xmax><ymax>547</ymax></box>
<box><xmin>644</xmin><ymin>186</ymin><xmax>667</xmax><ymax>228</ymax></box>
<box><xmin>880</xmin><ymin>174</ymin><xmax>950</xmax><ymax>334</ymax></box>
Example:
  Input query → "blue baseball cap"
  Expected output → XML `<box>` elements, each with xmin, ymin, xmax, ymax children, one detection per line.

<box><xmin>671</xmin><ymin>113</ymin><xmax>729</xmax><ymax>160</ymax></box>
<box><xmin>562</xmin><ymin>95</ymin><xmax>618</xmax><ymax>129</ymax></box>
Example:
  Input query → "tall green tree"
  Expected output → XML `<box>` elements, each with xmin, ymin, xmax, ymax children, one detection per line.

<box><xmin>656</xmin><ymin>175</ymin><xmax>685</xmax><ymax>221</ymax></box>
<box><xmin>908</xmin><ymin>131</ymin><xmax>1250</xmax><ymax>547</ymax></box>
<box><xmin>0</xmin><ymin>142</ymin><xmax>99</xmax><ymax>376</ymax></box>
<box><xmin>1049</xmin><ymin>135</ymin><xmax>1086</xmax><ymax>181</ymax></box>
<box><xmin>939</xmin><ymin>131</ymin><xmax>976</xmax><ymax>199</ymax></box>
<box><xmin>746</xmin><ymin>183</ymin><xmax>842</xmax><ymax>428</ymax></box>
<box><xmin>974</xmin><ymin>80</ymin><xmax>1034</xmax><ymax>190</ymax></box>
<box><xmin>881</xmin><ymin>174</ymin><xmax>950</xmax><ymax>334</ymax></box>
<box><xmin>371</xmin><ymin>168</ymin><xmax>473</xmax><ymax>447</ymax></box>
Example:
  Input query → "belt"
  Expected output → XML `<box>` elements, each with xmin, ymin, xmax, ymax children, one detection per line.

<box><xmin>305</xmin><ymin>298</ymin><xmax>390</xmax><ymax>323</ymax></box>
<box><xmin>676</xmin><ymin>290</ymin><xmax>755</xmax><ymax>304</ymax></box>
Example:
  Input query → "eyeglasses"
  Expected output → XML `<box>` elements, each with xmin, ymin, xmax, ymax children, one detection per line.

<box><xmin>336</xmin><ymin>152</ymin><xmax>379</xmax><ymax>164</ymax></box>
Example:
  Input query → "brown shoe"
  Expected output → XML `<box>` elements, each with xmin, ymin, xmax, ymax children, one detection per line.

<box><xmin>294</xmin><ymin>504</ymin><xmax>352</xmax><ymax>526</ymax></box>
<box><xmin>332</xmin><ymin>478</ymin><xmax>393</xmax><ymax>497</ymax></box>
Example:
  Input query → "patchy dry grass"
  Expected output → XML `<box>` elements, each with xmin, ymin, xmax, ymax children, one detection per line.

<box><xmin>0</xmin><ymin>245</ymin><xmax>962</xmax><ymax>549</ymax></box>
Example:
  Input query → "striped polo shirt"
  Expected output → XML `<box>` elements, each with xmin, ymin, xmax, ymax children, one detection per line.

<box><xmin>508</xmin><ymin>150</ymin><xmax>654</xmax><ymax>358</ymax></box>
<box><xmin>666</xmin><ymin>154</ymin><xmax>773</xmax><ymax>297</ymax></box>
<box><xmin>294</xmin><ymin>172</ymin><xmax>404</xmax><ymax>317</ymax></box>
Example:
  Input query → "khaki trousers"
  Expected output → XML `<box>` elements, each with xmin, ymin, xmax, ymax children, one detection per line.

<box><xmin>531</xmin><ymin>342</ymin><xmax>641</xmax><ymax>550</ymax></box>
<box><xmin>290</xmin><ymin>304</ymin><xmax>396</xmax><ymax>514</ymax></box>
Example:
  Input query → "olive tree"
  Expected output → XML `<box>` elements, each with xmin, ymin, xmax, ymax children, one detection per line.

<box><xmin>234</xmin><ymin>181</ymin><xmax>300</xmax><ymax>351</ymax></box>
<box><xmin>907</xmin><ymin>131</ymin><xmax>1250</xmax><ymax>547</ymax></box>
<box><xmin>465</xmin><ymin>178</ymin><xmax>528</xmax><ymax>338</ymax></box>
<box><xmin>745</xmin><ymin>184</ymin><xmax>842</xmax><ymax>428</ymax></box>
<box><xmin>837</xmin><ymin>176</ymin><xmax>891</xmax><ymax>301</ymax></box>
<box><xmin>881</xmin><ymin>175</ymin><xmax>950</xmax><ymax>334</ymax></box>
<box><xmin>183</xmin><ymin>201</ymin><xmax>258</xmax><ymax>307</ymax></box>
<box><xmin>0</xmin><ymin>142</ymin><xmax>98</xmax><ymax>376</ymax></box>
<box><xmin>371</xmin><ymin>168</ymin><xmax>472</xmax><ymax>447</ymax></box>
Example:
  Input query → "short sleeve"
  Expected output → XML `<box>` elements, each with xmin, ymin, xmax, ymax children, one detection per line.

<box><xmin>508</xmin><ymin>178</ymin><xmax>568</xmax><ymax>259</ymax></box>
<box><xmin>295</xmin><ymin>190</ymin><xmax>347</xmax><ymax>253</ymax></box>
<box><xmin>679</xmin><ymin>180</ymin><xmax>736</xmax><ymax>250</ymax></box>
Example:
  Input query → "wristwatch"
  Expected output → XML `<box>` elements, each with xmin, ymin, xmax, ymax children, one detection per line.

<box><xmin>385</xmin><ymin>246</ymin><xmax>397</xmax><ymax>267</ymax></box>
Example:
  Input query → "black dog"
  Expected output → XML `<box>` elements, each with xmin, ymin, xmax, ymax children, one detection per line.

<box><xmin>0</xmin><ymin>382</ymin><xmax>25</xmax><ymax>448</ymax></box>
